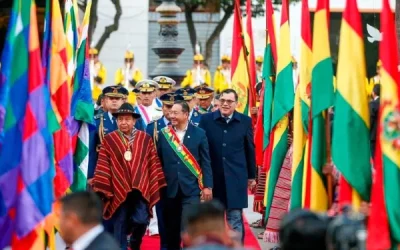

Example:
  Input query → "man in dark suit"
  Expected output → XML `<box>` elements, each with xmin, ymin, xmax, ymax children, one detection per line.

<box><xmin>146</xmin><ymin>93</ymin><xmax>184</xmax><ymax>250</ymax></box>
<box><xmin>199</xmin><ymin>89</ymin><xmax>256</xmax><ymax>243</ymax></box>
<box><xmin>369</xmin><ymin>84</ymin><xmax>380</xmax><ymax>157</ymax></box>
<box><xmin>59</xmin><ymin>191</ymin><xmax>119</xmax><ymax>250</ymax></box>
<box><xmin>157</xmin><ymin>100</ymin><xmax>213</xmax><ymax>250</ymax></box>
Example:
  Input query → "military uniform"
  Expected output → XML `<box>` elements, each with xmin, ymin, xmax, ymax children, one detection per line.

<box><xmin>133</xmin><ymin>80</ymin><xmax>163</xmax><ymax>130</ymax></box>
<box><xmin>114</xmin><ymin>51</ymin><xmax>143</xmax><ymax>105</ymax></box>
<box><xmin>181</xmin><ymin>54</ymin><xmax>211</xmax><ymax>88</ymax></box>
<box><xmin>213</xmin><ymin>55</ymin><xmax>231</xmax><ymax>94</ymax></box>
<box><xmin>88</xmin><ymin>85</ymin><xmax>128</xmax><ymax>179</ymax></box>
<box><xmin>175</xmin><ymin>87</ymin><xmax>201</xmax><ymax>126</ymax></box>
<box><xmin>195</xmin><ymin>85</ymin><xmax>214</xmax><ymax>114</ymax></box>
<box><xmin>367</xmin><ymin>60</ymin><xmax>382</xmax><ymax>99</ymax></box>
<box><xmin>256</xmin><ymin>56</ymin><xmax>263</xmax><ymax>83</ymax></box>
<box><xmin>89</xmin><ymin>48</ymin><xmax>107</xmax><ymax>101</ymax></box>
<box><xmin>153</xmin><ymin>76</ymin><xmax>176</xmax><ymax>108</ymax></box>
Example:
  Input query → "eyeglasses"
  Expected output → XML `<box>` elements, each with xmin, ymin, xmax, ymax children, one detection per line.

<box><xmin>220</xmin><ymin>99</ymin><xmax>236</xmax><ymax>105</ymax></box>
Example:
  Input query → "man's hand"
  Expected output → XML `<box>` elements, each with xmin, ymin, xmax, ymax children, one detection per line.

<box><xmin>248</xmin><ymin>179</ymin><xmax>256</xmax><ymax>190</ymax></box>
<box><xmin>201</xmin><ymin>188</ymin><xmax>213</xmax><ymax>201</ymax></box>
<box><xmin>250</xmin><ymin>107</ymin><xmax>258</xmax><ymax>115</ymax></box>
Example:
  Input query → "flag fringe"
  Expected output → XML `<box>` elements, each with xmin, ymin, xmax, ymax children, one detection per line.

<box><xmin>263</xmin><ymin>230</ymin><xmax>279</xmax><ymax>243</ymax></box>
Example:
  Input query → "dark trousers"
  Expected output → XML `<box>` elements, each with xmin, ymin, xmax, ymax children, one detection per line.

<box><xmin>104</xmin><ymin>191</ymin><xmax>149</xmax><ymax>250</ymax></box>
<box><xmin>164</xmin><ymin>187</ymin><xmax>200</xmax><ymax>250</ymax></box>
<box><xmin>156</xmin><ymin>188</ymin><xmax>167</xmax><ymax>250</ymax></box>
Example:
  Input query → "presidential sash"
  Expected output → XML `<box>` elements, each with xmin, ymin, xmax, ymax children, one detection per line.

<box><xmin>161</xmin><ymin>126</ymin><xmax>204</xmax><ymax>189</ymax></box>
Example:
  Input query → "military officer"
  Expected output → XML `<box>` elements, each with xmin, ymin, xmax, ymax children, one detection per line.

<box><xmin>368</xmin><ymin>60</ymin><xmax>382</xmax><ymax>99</ymax></box>
<box><xmin>94</xmin><ymin>94</ymin><xmax>105</xmax><ymax>116</ymax></box>
<box><xmin>181</xmin><ymin>54</ymin><xmax>211</xmax><ymax>88</ymax></box>
<box><xmin>175</xmin><ymin>87</ymin><xmax>201</xmax><ymax>126</ymax></box>
<box><xmin>134</xmin><ymin>80</ymin><xmax>163</xmax><ymax>129</ymax></box>
<box><xmin>89</xmin><ymin>47</ymin><xmax>107</xmax><ymax>101</ymax></box>
<box><xmin>88</xmin><ymin>85</ymin><xmax>128</xmax><ymax>179</ymax></box>
<box><xmin>114</xmin><ymin>50</ymin><xmax>143</xmax><ymax>105</ymax></box>
<box><xmin>194</xmin><ymin>85</ymin><xmax>214</xmax><ymax>114</ymax></box>
<box><xmin>213</xmin><ymin>55</ymin><xmax>231</xmax><ymax>94</ymax></box>
<box><xmin>153</xmin><ymin>76</ymin><xmax>176</xmax><ymax>108</ymax></box>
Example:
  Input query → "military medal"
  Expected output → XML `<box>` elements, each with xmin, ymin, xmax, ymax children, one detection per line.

<box><xmin>124</xmin><ymin>150</ymin><xmax>132</xmax><ymax>161</ymax></box>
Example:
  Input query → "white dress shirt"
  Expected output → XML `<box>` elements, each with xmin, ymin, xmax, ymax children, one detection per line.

<box><xmin>72</xmin><ymin>225</ymin><xmax>104</xmax><ymax>250</ymax></box>
<box><xmin>163</xmin><ymin>117</ymin><xmax>170</xmax><ymax>126</ymax></box>
<box><xmin>108</xmin><ymin>112</ymin><xmax>114</xmax><ymax>123</ymax></box>
<box><xmin>174</xmin><ymin>123</ymin><xmax>188</xmax><ymax>142</ymax></box>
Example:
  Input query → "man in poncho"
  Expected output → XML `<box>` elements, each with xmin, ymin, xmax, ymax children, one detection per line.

<box><xmin>91</xmin><ymin>103</ymin><xmax>166</xmax><ymax>250</ymax></box>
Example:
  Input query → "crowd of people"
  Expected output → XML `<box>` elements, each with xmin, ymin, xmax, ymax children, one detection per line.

<box><xmin>59</xmin><ymin>48</ymin><xmax>383</xmax><ymax>250</ymax></box>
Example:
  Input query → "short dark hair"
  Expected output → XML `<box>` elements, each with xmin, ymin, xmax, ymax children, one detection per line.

<box><xmin>214</xmin><ymin>94</ymin><xmax>220</xmax><ymax>100</ymax></box>
<box><xmin>220</xmin><ymin>89</ymin><xmax>238</xmax><ymax>101</ymax></box>
<box><xmin>174</xmin><ymin>100</ymin><xmax>190</xmax><ymax>114</ymax></box>
<box><xmin>373</xmin><ymin>84</ymin><xmax>380</xmax><ymax>97</ymax></box>
<box><xmin>60</xmin><ymin>191</ymin><xmax>103</xmax><ymax>225</ymax></box>
<box><xmin>279</xmin><ymin>209</ymin><xmax>329</xmax><ymax>250</ymax></box>
<box><xmin>184</xmin><ymin>200</ymin><xmax>225</xmax><ymax>229</ymax></box>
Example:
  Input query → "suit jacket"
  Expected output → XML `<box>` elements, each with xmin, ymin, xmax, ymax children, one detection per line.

<box><xmin>199</xmin><ymin>111</ymin><xmax>256</xmax><ymax>209</ymax></box>
<box><xmin>157</xmin><ymin>123</ymin><xmax>213</xmax><ymax>198</ymax></box>
<box><xmin>369</xmin><ymin>97</ymin><xmax>380</xmax><ymax>142</ymax></box>
<box><xmin>84</xmin><ymin>231</ymin><xmax>120</xmax><ymax>250</ymax></box>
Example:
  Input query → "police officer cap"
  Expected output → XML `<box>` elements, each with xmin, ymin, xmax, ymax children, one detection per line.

<box><xmin>135</xmin><ymin>80</ymin><xmax>159</xmax><ymax>93</ymax></box>
<box><xmin>160</xmin><ymin>93</ymin><xmax>185</xmax><ymax>106</ymax></box>
<box><xmin>194</xmin><ymin>85</ymin><xmax>214</xmax><ymax>100</ymax></box>
<box><xmin>103</xmin><ymin>85</ymin><xmax>128</xmax><ymax>98</ymax></box>
<box><xmin>153</xmin><ymin>76</ymin><xmax>176</xmax><ymax>90</ymax></box>
<box><xmin>175</xmin><ymin>87</ymin><xmax>196</xmax><ymax>101</ymax></box>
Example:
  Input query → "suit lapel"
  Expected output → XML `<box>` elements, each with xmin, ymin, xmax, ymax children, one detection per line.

<box><xmin>183</xmin><ymin>123</ymin><xmax>193</xmax><ymax>147</ymax></box>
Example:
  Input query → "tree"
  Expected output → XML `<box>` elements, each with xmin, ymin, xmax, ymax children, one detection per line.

<box><xmin>177</xmin><ymin>0</ymin><xmax>299</xmax><ymax>66</ymax></box>
<box><xmin>78</xmin><ymin>0</ymin><xmax>122</xmax><ymax>52</ymax></box>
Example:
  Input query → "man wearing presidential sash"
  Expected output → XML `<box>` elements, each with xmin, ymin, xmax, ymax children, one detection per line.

<box><xmin>134</xmin><ymin>80</ymin><xmax>163</xmax><ymax>129</ymax></box>
<box><xmin>91</xmin><ymin>103</ymin><xmax>166</xmax><ymax>250</ymax></box>
<box><xmin>157</xmin><ymin>100</ymin><xmax>213</xmax><ymax>250</ymax></box>
<box><xmin>153</xmin><ymin>76</ymin><xmax>176</xmax><ymax>108</ymax></box>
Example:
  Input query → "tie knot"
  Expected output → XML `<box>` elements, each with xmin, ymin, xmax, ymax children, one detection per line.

<box><xmin>223</xmin><ymin>116</ymin><xmax>230</xmax><ymax>123</ymax></box>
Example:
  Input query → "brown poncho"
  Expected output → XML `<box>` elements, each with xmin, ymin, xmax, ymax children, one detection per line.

<box><xmin>91</xmin><ymin>130</ymin><xmax>166</xmax><ymax>219</ymax></box>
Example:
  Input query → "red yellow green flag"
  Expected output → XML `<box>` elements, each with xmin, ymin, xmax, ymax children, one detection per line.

<box><xmin>367</xmin><ymin>0</ymin><xmax>400</xmax><ymax>248</ymax></box>
<box><xmin>264</xmin><ymin>0</ymin><xmax>294</xmax><ymax>226</ymax></box>
<box><xmin>231</xmin><ymin>0</ymin><xmax>250</xmax><ymax>114</ymax></box>
<box><xmin>308</xmin><ymin>0</ymin><xmax>333</xmax><ymax>212</ymax></box>
<box><xmin>291</xmin><ymin>0</ymin><xmax>312</xmax><ymax>210</ymax></box>
<box><xmin>332</xmin><ymin>0</ymin><xmax>371</xmax><ymax>211</ymax></box>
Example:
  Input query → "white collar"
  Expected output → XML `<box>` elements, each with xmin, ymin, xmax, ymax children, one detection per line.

<box><xmin>163</xmin><ymin>116</ymin><xmax>169</xmax><ymax>126</ymax></box>
<box><xmin>72</xmin><ymin>225</ymin><xmax>104</xmax><ymax>250</ymax></box>
<box><xmin>374</xmin><ymin>96</ymin><xmax>379</xmax><ymax>101</ymax></box>
<box><xmin>108</xmin><ymin>112</ymin><xmax>114</xmax><ymax>122</ymax></box>
<box><xmin>174</xmin><ymin>122</ymin><xmax>189</xmax><ymax>133</ymax></box>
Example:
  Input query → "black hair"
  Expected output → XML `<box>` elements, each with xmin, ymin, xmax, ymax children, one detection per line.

<box><xmin>96</xmin><ymin>94</ymin><xmax>103</xmax><ymax>106</ymax></box>
<box><xmin>60</xmin><ymin>191</ymin><xmax>103</xmax><ymax>225</ymax></box>
<box><xmin>183</xmin><ymin>200</ymin><xmax>226</xmax><ymax>229</ymax></box>
<box><xmin>373</xmin><ymin>84</ymin><xmax>380</xmax><ymax>97</ymax></box>
<box><xmin>214</xmin><ymin>94</ymin><xmax>220</xmax><ymax>100</ymax></box>
<box><xmin>174</xmin><ymin>100</ymin><xmax>190</xmax><ymax>114</ymax></box>
<box><xmin>220</xmin><ymin>89</ymin><xmax>238</xmax><ymax>102</ymax></box>
<box><xmin>279</xmin><ymin>209</ymin><xmax>330</xmax><ymax>250</ymax></box>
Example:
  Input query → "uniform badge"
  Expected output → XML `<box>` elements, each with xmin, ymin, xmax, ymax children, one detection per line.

<box><xmin>194</xmin><ymin>112</ymin><xmax>198</xmax><ymax>117</ymax></box>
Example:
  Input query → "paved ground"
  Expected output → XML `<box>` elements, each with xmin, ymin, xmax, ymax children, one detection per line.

<box><xmin>245</xmin><ymin>195</ymin><xmax>279</xmax><ymax>250</ymax></box>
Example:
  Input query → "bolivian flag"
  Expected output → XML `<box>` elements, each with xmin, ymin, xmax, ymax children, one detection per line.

<box><xmin>309</xmin><ymin>0</ymin><xmax>334</xmax><ymax>212</ymax></box>
<box><xmin>291</xmin><ymin>0</ymin><xmax>312</xmax><ymax>210</ymax></box>
<box><xmin>332</xmin><ymin>0</ymin><xmax>371</xmax><ymax>211</ymax></box>
<box><xmin>231</xmin><ymin>0</ymin><xmax>250</xmax><ymax>114</ymax></box>
<box><xmin>367</xmin><ymin>0</ymin><xmax>400</xmax><ymax>248</ymax></box>
<box><xmin>264</xmin><ymin>0</ymin><xmax>294</xmax><ymax>220</ymax></box>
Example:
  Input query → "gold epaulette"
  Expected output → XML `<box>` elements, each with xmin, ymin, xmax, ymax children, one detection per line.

<box><xmin>96</xmin><ymin>113</ymin><xmax>105</xmax><ymax>152</ymax></box>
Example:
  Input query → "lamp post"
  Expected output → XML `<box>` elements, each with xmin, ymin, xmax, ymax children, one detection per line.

<box><xmin>150</xmin><ymin>0</ymin><xmax>185</xmax><ymax>85</ymax></box>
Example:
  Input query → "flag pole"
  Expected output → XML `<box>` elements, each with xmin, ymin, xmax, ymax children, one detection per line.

<box><xmin>234</xmin><ymin>0</ymin><xmax>256</xmax><ymax>121</ymax></box>
<box><xmin>325</xmin><ymin>109</ymin><xmax>333</xmax><ymax>207</ymax></box>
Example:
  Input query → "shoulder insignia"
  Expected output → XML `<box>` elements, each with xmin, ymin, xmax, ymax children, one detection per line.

<box><xmin>155</xmin><ymin>107</ymin><xmax>162</xmax><ymax>111</ymax></box>
<box><xmin>194</xmin><ymin>111</ymin><xmax>198</xmax><ymax>117</ymax></box>
<box><xmin>148</xmin><ymin>120</ymin><xmax>155</xmax><ymax>125</ymax></box>
<box><xmin>94</xmin><ymin>113</ymin><xmax>103</xmax><ymax>120</ymax></box>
